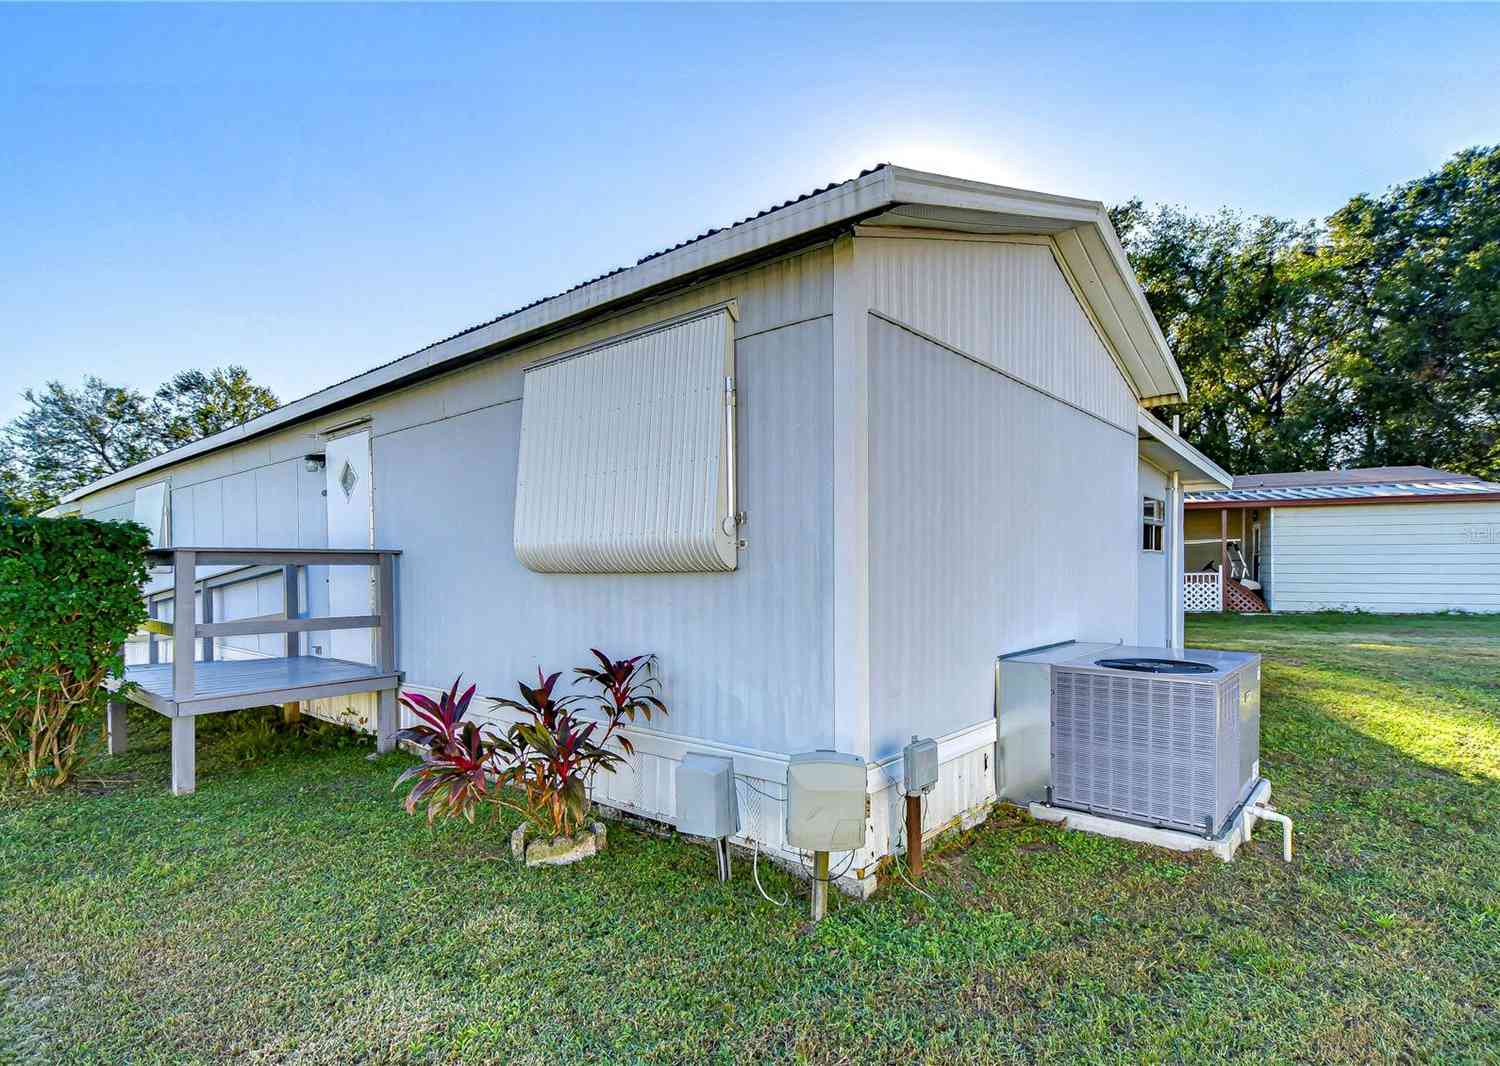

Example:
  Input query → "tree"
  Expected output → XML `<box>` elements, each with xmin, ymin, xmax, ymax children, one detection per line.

<box><xmin>3</xmin><ymin>366</ymin><xmax>280</xmax><ymax>512</ymax></box>
<box><xmin>150</xmin><ymin>366</ymin><xmax>279</xmax><ymax>448</ymax></box>
<box><xmin>1113</xmin><ymin>144</ymin><xmax>1500</xmax><ymax>478</ymax></box>
<box><xmin>1322</xmin><ymin>145</ymin><xmax>1500</xmax><ymax>478</ymax></box>
<box><xmin>2</xmin><ymin>378</ymin><xmax>156</xmax><ymax>508</ymax></box>
<box><xmin>1111</xmin><ymin>202</ymin><xmax>1348</xmax><ymax>474</ymax></box>
<box><xmin>0</xmin><ymin>438</ymin><xmax>22</xmax><ymax>516</ymax></box>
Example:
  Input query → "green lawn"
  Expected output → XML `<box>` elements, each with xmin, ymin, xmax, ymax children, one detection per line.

<box><xmin>2</xmin><ymin>614</ymin><xmax>1498</xmax><ymax>1065</ymax></box>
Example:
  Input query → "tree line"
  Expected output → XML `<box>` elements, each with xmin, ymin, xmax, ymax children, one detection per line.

<box><xmin>1</xmin><ymin>368</ymin><xmax>278</xmax><ymax>515</ymax></box>
<box><xmin>1113</xmin><ymin>144</ymin><xmax>1499</xmax><ymax>478</ymax></box>
<box><xmin>3</xmin><ymin>145</ymin><xmax>1497</xmax><ymax>514</ymax></box>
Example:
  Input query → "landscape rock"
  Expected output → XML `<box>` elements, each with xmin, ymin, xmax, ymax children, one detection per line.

<box><xmin>525</xmin><ymin>830</ymin><xmax>599</xmax><ymax>867</ymax></box>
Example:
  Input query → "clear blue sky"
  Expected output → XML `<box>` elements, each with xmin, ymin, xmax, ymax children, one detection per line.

<box><xmin>2</xmin><ymin>3</ymin><xmax>1497</xmax><ymax>425</ymax></box>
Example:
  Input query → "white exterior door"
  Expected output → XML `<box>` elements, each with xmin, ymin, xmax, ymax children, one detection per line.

<box><xmin>324</xmin><ymin>431</ymin><xmax>373</xmax><ymax>664</ymax></box>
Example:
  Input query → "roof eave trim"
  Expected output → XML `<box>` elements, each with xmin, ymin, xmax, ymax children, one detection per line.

<box><xmin>63</xmin><ymin>168</ymin><xmax>902</xmax><ymax>503</ymax></box>
<box><xmin>63</xmin><ymin>165</ymin><xmax>1191</xmax><ymax>502</ymax></box>
<box><xmin>886</xmin><ymin>167</ymin><xmax>1188</xmax><ymax>405</ymax></box>
<box><xmin>1137</xmin><ymin>408</ymin><xmax>1232</xmax><ymax>489</ymax></box>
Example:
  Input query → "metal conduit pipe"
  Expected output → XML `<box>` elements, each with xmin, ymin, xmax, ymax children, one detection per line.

<box><xmin>1248</xmin><ymin>804</ymin><xmax>1294</xmax><ymax>862</ymax></box>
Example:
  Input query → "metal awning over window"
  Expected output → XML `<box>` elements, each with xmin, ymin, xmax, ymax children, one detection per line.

<box><xmin>514</xmin><ymin>303</ymin><xmax>739</xmax><ymax>573</ymax></box>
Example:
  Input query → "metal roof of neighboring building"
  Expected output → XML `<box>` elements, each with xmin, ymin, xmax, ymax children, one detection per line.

<box><xmin>1186</xmin><ymin>466</ymin><xmax>1500</xmax><ymax>507</ymax></box>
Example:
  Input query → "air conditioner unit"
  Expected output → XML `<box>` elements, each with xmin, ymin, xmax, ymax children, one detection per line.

<box><xmin>998</xmin><ymin>643</ymin><xmax>1262</xmax><ymax>836</ymax></box>
<box><xmin>1048</xmin><ymin>648</ymin><xmax>1261</xmax><ymax>837</ymax></box>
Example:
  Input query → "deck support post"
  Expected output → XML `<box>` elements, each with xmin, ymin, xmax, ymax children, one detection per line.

<box><xmin>283</xmin><ymin>564</ymin><xmax>300</xmax><ymax>657</ymax></box>
<box><xmin>171</xmin><ymin>716</ymin><xmax>196</xmax><ymax>796</ymax></box>
<box><xmin>200</xmin><ymin>581</ymin><xmax>214</xmax><ymax>662</ymax></box>
<box><xmin>106</xmin><ymin>700</ymin><xmax>128</xmax><ymax>756</ymax></box>
<box><xmin>375</xmin><ymin>688</ymin><xmax>397</xmax><ymax>754</ymax></box>
<box><xmin>374</xmin><ymin>551</ymin><xmax>398</xmax><ymax>755</ymax></box>
<box><xmin>172</xmin><ymin>549</ymin><xmax>196</xmax><ymax>704</ymax></box>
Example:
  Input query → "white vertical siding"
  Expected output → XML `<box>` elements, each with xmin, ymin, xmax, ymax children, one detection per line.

<box><xmin>81</xmin><ymin>246</ymin><xmax>838</xmax><ymax>767</ymax></box>
<box><xmin>866</xmin><ymin>315</ymin><xmax>1138</xmax><ymax>763</ymax></box>
<box><xmin>1268</xmin><ymin>501</ymin><xmax>1500</xmax><ymax>612</ymax></box>
<box><xmin>862</xmin><ymin>234</ymin><xmax>1138</xmax><ymax>429</ymax></box>
<box><xmin>374</xmin><ymin>314</ymin><xmax>835</xmax><ymax>754</ymax></box>
<box><xmin>1138</xmin><ymin>460</ymin><xmax>1169</xmax><ymax>646</ymax></box>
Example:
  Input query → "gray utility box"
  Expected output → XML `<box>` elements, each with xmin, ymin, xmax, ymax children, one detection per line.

<box><xmin>786</xmin><ymin>750</ymin><xmax>867</xmax><ymax>851</ymax></box>
<box><xmin>902</xmin><ymin>735</ymin><xmax>939</xmax><ymax>796</ymax></box>
<box><xmin>998</xmin><ymin>643</ymin><xmax>1261</xmax><ymax>837</ymax></box>
<box><xmin>675</xmin><ymin>753</ymin><xmax>739</xmax><ymax>839</ymax></box>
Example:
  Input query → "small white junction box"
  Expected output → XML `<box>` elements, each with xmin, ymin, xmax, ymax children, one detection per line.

<box><xmin>786</xmin><ymin>750</ymin><xmax>867</xmax><ymax>851</ymax></box>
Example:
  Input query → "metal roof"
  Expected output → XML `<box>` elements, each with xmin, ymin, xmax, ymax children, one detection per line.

<box><xmin>62</xmin><ymin>165</ymin><xmax>1188</xmax><ymax>504</ymax></box>
<box><xmin>1186</xmin><ymin>475</ymin><xmax>1500</xmax><ymax>506</ymax></box>
<box><xmin>1230</xmin><ymin>465</ymin><xmax>1477</xmax><ymax>490</ymax></box>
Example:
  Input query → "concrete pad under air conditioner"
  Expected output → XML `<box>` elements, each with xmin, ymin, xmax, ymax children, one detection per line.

<box><xmin>1029</xmin><ymin>778</ymin><xmax>1274</xmax><ymax>862</ymax></box>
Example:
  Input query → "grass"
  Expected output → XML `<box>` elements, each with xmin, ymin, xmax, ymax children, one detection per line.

<box><xmin>2</xmin><ymin>614</ymin><xmax>1498</xmax><ymax>1065</ymax></box>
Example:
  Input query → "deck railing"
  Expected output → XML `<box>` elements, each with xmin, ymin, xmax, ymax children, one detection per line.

<box><xmin>143</xmin><ymin>546</ymin><xmax>401</xmax><ymax>704</ymax></box>
<box><xmin>115</xmin><ymin>546</ymin><xmax>402</xmax><ymax>796</ymax></box>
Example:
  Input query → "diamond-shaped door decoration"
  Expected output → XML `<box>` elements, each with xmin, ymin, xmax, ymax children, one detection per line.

<box><xmin>338</xmin><ymin>460</ymin><xmax>358</xmax><ymax>501</ymax></box>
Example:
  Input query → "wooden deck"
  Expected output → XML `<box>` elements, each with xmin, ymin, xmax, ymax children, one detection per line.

<box><xmin>122</xmin><ymin>656</ymin><xmax>400</xmax><ymax>717</ymax></box>
<box><xmin>108</xmin><ymin>545</ymin><xmax>402</xmax><ymax>796</ymax></box>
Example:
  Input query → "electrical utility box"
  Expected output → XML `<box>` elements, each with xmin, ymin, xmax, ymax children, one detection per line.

<box><xmin>675</xmin><ymin>753</ymin><xmax>739</xmax><ymax>840</ymax></box>
<box><xmin>786</xmin><ymin>750</ymin><xmax>866</xmax><ymax>851</ymax></box>
<box><xmin>902</xmin><ymin>735</ymin><xmax>939</xmax><ymax>796</ymax></box>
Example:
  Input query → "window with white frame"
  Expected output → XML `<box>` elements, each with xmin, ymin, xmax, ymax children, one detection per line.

<box><xmin>513</xmin><ymin>304</ymin><xmax>739</xmax><ymax>574</ymax></box>
<box><xmin>1142</xmin><ymin>497</ymin><xmax>1165</xmax><ymax>552</ymax></box>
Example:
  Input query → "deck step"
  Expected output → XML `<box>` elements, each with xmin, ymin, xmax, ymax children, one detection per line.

<box><xmin>1225</xmin><ymin>578</ymin><xmax>1269</xmax><ymax>613</ymax></box>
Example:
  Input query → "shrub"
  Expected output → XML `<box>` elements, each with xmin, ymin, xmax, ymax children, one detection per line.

<box><xmin>395</xmin><ymin>652</ymin><xmax>668</xmax><ymax>839</ymax></box>
<box><xmin>0</xmin><ymin>516</ymin><xmax>149</xmax><ymax>792</ymax></box>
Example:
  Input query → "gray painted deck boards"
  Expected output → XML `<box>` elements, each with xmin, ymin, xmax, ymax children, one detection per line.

<box><xmin>123</xmin><ymin>656</ymin><xmax>399</xmax><ymax>717</ymax></box>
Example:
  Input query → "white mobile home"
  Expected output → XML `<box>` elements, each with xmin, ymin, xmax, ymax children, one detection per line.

<box><xmin>63</xmin><ymin>165</ymin><xmax>1228</xmax><ymax>892</ymax></box>
<box><xmin>1186</xmin><ymin>466</ymin><xmax>1500</xmax><ymax>613</ymax></box>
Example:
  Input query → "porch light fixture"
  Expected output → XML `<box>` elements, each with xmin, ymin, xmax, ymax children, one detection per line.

<box><xmin>303</xmin><ymin>453</ymin><xmax>327</xmax><ymax>473</ymax></box>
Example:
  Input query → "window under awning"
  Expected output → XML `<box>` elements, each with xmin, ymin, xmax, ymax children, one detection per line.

<box><xmin>513</xmin><ymin>303</ymin><xmax>739</xmax><ymax>574</ymax></box>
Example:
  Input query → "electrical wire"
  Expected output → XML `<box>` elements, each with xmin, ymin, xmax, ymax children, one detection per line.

<box><xmin>751</xmin><ymin>839</ymin><xmax>789</xmax><ymax>907</ymax></box>
<box><xmin>734</xmin><ymin>773</ymin><xmax>859</xmax><ymax>908</ymax></box>
<box><xmin>892</xmin><ymin>791</ymin><xmax>937</xmax><ymax>904</ymax></box>
<box><xmin>732</xmin><ymin>774</ymin><xmax>792</xmax><ymax>907</ymax></box>
<box><xmin>735</xmin><ymin>774</ymin><xmax>785</xmax><ymax>803</ymax></box>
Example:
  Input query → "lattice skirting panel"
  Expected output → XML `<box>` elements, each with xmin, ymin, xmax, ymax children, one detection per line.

<box><xmin>1184</xmin><ymin>575</ymin><xmax>1222</xmax><ymax>612</ymax></box>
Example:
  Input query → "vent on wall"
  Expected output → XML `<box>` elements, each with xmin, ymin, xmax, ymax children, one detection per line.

<box><xmin>513</xmin><ymin>304</ymin><xmax>739</xmax><ymax>574</ymax></box>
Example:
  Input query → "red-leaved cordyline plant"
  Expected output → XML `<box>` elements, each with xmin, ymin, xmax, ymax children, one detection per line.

<box><xmin>570</xmin><ymin>651</ymin><xmax>667</xmax><ymax>759</ymax></box>
<box><xmin>392</xmin><ymin>677</ymin><xmax>486</xmax><ymax>823</ymax></box>
<box><xmin>393</xmin><ymin>655</ymin><xmax>668</xmax><ymax>840</ymax></box>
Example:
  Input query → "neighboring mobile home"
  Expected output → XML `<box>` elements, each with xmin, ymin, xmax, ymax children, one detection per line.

<box><xmin>1185</xmin><ymin>466</ymin><xmax>1500</xmax><ymax>613</ymax></box>
<box><xmin>58</xmin><ymin>165</ymin><xmax>1228</xmax><ymax>893</ymax></box>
